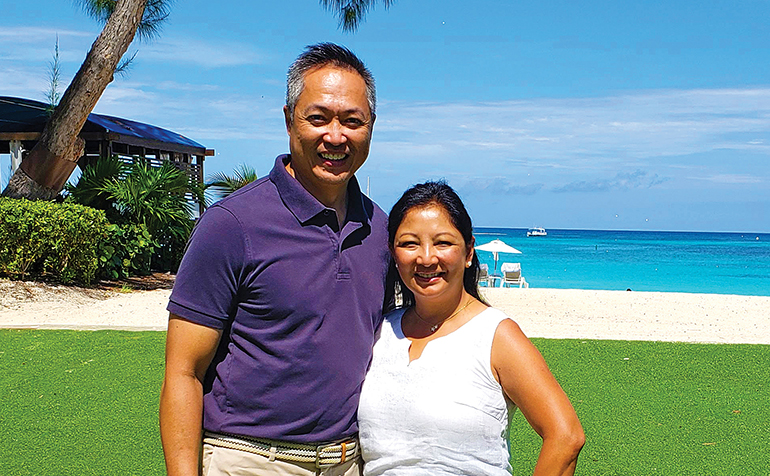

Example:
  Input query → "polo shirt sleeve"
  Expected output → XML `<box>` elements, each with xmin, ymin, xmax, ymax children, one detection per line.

<box><xmin>167</xmin><ymin>205</ymin><xmax>246</xmax><ymax>329</ymax></box>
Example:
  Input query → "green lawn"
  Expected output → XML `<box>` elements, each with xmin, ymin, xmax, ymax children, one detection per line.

<box><xmin>0</xmin><ymin>330</ymin><xmax>167</xmax><ymax>476</ymax></box>
<box><xmin>1</xmin><ymin>330</ymin><xmax>768</xmax><ymax>475</ymax></box>
<box><xmin>510</xmin><ymin>339</ymin><xmax>770</xmax><ymax>475</ymax></box>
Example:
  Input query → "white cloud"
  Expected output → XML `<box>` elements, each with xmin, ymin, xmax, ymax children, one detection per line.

<box><xmin>690</xmin><ymin>174</ymin><xmax>764</xmax><ymax>184</ymax></box>
<box><xmin>552</xmin><ymin>170</ymin><xmax>668</xmax><ymax>193</ymax></box>
<box><xmin>139</xmin><ymin>36</ymin><xmax>264</xmax><ymax>67</ymax></box>
<box><xmin>83</xmin><ymin>80</ymin><xmax>287</xmax><ymax>145</ymax></box>
<box><xmin>0</xmin><ymin>67</ymin><xmax>49</xmax><ymax>98</ymax></box>
<box><xmin>377</xmin><ymin>88</ymin><xmax>770</xmax><ymax>167</ymax></box>
<box><xmin>357</xmin><ymin>87</ymin><xmax>770</xmax><ymax>206</ymax></box>
<box><xmin>155</xmin><ymin>81</ymin><xmax>220</xmax><ymax>92</ymax></box>
<box><xmin>0</xmin><ymin>26</ymin><xmax>92</xmax><ymax>41</ymax></box>
<box><xmin>0</xmin><ymin>27</ymin><xmax>95</xmax><ymax>63</ymax></box>
<box><xmin>367</xmin><ymin>87</ymin><xmax>770</xmax><ymax>190</ymax></box>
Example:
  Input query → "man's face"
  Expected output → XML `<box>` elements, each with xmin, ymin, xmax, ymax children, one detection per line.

<box><xmin>284</xmin><ymin>65</ymin><xmax>374</xmax><ymax>197</ymax></box>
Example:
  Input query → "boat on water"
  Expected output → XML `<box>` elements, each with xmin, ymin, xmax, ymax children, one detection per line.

<box><xmin>527</xmin><ymin>227</ymin><xmax>547</xmax><ymax>237</ymax></box>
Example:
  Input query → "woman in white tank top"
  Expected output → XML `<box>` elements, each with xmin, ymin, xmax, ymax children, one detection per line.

<box><xmin>358</xmin><ymin>181</ymin><xmax>585</xmax><ymax>475</ymax></box>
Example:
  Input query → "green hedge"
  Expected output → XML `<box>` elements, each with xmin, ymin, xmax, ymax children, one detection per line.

<box><xmin>0</xmin><ymin>197</ymin><xmax>108</xmax><ymax>284</ymax></box>
<box><xmin>0</xmin><ymin>198</ymin><xmax>158</xmax><ymax>284</ymax></box>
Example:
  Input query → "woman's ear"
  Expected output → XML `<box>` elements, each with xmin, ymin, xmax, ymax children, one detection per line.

<box><xmin>466</xmin><ymin>237</ymin><xmax>476</xmax><ymax>266</ymax></box>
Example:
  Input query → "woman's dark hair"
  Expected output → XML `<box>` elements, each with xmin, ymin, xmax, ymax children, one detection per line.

<box><xmin>384</xmin><ymin>180</ymin><xmax>487</xmax><ymax>312</ymax></box>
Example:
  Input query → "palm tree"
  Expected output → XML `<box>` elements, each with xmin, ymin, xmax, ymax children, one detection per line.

<box><xmin>1</xmin><ymin>0</ymin><xmax>394</xmax><ymax>201</ymax></box>
<box><xmin>206</xmin><ymin>164</ymin><xmax>259</xmax><ymax>200</ymax></box>
<box><xmin>1</xmin><ymin>0</ymin><xmax>169</xmax><ymax>200</ymax></box>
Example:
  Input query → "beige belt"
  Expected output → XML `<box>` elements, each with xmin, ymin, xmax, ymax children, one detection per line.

<box><xmin>203</xmin><ymin>431</ymin><xmax>359</xmax><ymax>468</ymax></box>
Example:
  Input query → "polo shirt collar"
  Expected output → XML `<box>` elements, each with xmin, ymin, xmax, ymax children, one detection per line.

<box><xmin>270</xmin><ymin>154</ymin><xmax>371</xmax><ymax>226</ymax></box>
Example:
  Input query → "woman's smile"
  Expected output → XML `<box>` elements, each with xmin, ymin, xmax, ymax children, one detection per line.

<box><xmin>413</xmin><ymin>269</ymin><xmax>445</xmax><ymax>284</ymax></box>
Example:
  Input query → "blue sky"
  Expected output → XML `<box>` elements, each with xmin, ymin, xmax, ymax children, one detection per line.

<box><xmin>2</xmin><ymin>0</ymin><xmax>769</xmax><ymax>232</ymax></box>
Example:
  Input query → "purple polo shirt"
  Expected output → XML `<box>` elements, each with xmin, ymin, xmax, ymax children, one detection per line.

<box><xmin>168</xmin><ymin>155</ymin><xmax>389</xmax><ymax>443</ymax></box>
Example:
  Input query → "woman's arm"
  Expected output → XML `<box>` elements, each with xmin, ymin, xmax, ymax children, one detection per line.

<box><xmin>159</xmin><ymin>316</ymin><xmax>222</xmax><ymax>476</ymax></box>
<box><xmin>491</xmin><ymin>319</ymin><xmax>585</xmax><ymax>476</ymax></box>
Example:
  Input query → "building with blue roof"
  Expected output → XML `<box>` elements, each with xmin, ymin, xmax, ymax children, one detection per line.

<box><xmin>0</xmin><ymin>96</ymin><xmax>214</xmax><ymax>210</ymax></box>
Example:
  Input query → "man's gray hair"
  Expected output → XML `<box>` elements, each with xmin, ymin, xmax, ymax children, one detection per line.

<box><xmin>286</xmin><ymin>43</ymin><xmax>376</xmax><ymax>121</ymax></box>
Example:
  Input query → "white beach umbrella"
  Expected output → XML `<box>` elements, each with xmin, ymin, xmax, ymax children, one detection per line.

<box><xmin>475</xmin><ymin>239</ymin><xmax>522</xmax><ymax>271</ymax></box>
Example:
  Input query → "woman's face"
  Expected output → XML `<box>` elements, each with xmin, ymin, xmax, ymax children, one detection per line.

<box><xmin>391</xmin><ymin>204</ymin><xmax>473</xmax><ymax>302</ymax></box>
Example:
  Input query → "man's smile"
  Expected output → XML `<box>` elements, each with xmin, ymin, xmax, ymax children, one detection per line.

<box><xmin>319</xmin><ymin>152</ymin><xmax>348</xmax><ymax>162</ymax></box>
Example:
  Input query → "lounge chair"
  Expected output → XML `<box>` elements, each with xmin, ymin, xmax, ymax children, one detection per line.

<box><xmin>478</xmin><ymin>263</ymin><xmax>491</xmax><ymax>287</ymax></box>
<box><xmin>501</xmin><ymin>262</ymin><xmax>528</xmax><ymax>288</ymax></box>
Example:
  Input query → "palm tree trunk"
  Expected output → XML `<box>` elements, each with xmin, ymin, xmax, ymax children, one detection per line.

<box><xmin>2</xmin><ymin>0</ymin><xmax>148</xmax><ymax>200</ymax></box>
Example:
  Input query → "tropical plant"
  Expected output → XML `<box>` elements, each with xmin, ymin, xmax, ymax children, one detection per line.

<box><xmin>206</xmin><ymin>164</ymin><xmax>259</xmax><ymax>200</ymax></box>
<box><xmin>66</xmin><ymin>157</ymin><xmax>203</xmax><ymax>271</ymax></box>
<box><xmin>64</xmin><ymin>155</ymin><xmax>128</xmax><ymax>222</ymax></box>
<box><xmin>106</xmin><ymin>159</ymin><xmax>203</xmax><ymax>271</ymax></box>
<box><xmin>103</xmin><ymin>159</ymin><xmax>201</xmax><ymax>239</ymax></box>
<box><xmin>80</xmin><ymin>0</ymin><xmax>170</xmax><ymax>39</ymax></box>
<box><xmin>1</xmin><ymin>0</ymin><xmax>395</xmax><ymax>202</ymax></box>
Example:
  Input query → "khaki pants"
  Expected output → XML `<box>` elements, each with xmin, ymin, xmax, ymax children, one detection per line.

<box><xmin>202</xmin><ymin>443</ymin><xmax>362</xmax><ymax>476</ymax></box>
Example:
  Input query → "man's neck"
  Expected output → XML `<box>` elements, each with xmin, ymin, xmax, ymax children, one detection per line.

<box><xmin>285</xmin><ymin>162</ymin><xmax>349</xmax><ymax>227</ymax></box>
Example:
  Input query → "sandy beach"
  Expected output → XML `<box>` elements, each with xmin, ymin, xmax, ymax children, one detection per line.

<box><xmin>481</xmin><ymin>288</ymin><xmax>769</xmax><ymax>345</ymax></box>
<box><xmin>1</xmin><ymin>279</ymin><xmax>767</xmax><ymax>344</ymax></box>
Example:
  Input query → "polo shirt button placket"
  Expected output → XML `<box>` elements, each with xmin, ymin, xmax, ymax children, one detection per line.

<box><xmin>322</xmin><ymin>210</ymin><xmax>337</xmax><ymax>230</ymax></box>
<box><xmin>322</xmin><ymin>209</ymin><xmax>344</xmax><ymax>278</ymax></box>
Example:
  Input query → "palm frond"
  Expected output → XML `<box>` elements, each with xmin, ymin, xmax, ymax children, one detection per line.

<box><xmin>319</xmin><ymin>0</ymin><xmax>393</xmax><ymax>32</ymax></box>
<box><xmin>206</xmin><ymin>164</ymin><xmax>258</xmax><ymax>200</ymax></box>
<box><xmin>115</xmin><ymin>50</ymin><xmax>138</xmax><ymax>77</ymax></box>
<box><xmin>65</xmin><ymin>155</ymin><xmax>127</xmax><ymax>211</ymax></box>
<box><xmin>100</xmin><ymin>159</ymin><xmax>196</xmax><ymax>236</ymax></box>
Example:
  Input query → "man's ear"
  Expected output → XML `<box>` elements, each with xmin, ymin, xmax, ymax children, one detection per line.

<box><xmin>283</xmin><ymin>105</ymin><xmax>292</xmax><ymax>134</ymax></box>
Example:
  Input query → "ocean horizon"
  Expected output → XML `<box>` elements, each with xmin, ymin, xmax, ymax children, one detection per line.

<box><xmin>473</xmin><ymin>227</ymin><xmax>770</xmax><ymax>297</ymax></box>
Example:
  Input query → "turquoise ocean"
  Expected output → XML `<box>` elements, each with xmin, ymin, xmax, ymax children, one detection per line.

<box><xmin>473</xmin><ymin>228</ymin><xmax>770</xmax><ymax>296</ymax></box>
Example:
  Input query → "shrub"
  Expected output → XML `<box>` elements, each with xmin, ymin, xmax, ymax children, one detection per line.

<box><xmin>0</xmin><ymin>197</ymin><xmax>109</xmax><ymax>284</ymax></box>
<box><xmin>98</xmin><ymin>223</ymin><xmax>158</xmax><ymax>280</ymax></box>
<box><xmin>150</xmin><ymin>224</ymin><xmax>190</xmax><ymax>273</ymax></box>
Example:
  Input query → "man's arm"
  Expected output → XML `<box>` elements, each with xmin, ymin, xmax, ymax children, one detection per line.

<box><xmin>159</xmin><ymin>315</ymin><xmax>222</xmax><ymax>476</ymax></box>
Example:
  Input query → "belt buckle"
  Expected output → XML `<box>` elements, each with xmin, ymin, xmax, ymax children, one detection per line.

<box><xmin>315</xmin><ymin>441</ymin><xmax>341</xmax><ymax>469</ymax></box>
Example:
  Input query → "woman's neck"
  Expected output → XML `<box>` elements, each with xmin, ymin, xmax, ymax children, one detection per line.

<box><xmin>413</xmin><ymin>291</ymin><xmax>470</xmax><ymax>323</ymax></box>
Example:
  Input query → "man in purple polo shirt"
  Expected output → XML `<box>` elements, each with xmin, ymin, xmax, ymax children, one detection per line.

<box><xmin>159</xmin><ymin>43</ymin><xmax>389</xmax><ymax>476</ymax></box>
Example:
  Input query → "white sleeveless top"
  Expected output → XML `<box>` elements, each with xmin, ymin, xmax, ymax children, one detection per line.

<box><xmin>358</xmin><ymin>307</ymin><xmax>516</xmax><ymax>475</ymax></box>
